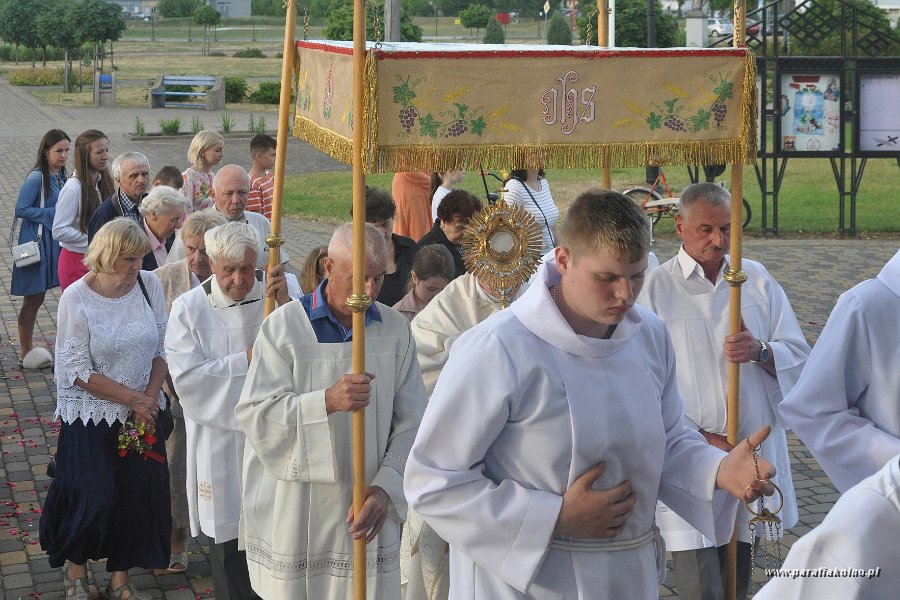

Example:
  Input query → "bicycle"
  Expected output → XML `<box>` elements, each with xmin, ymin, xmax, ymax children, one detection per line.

<box><xmin>624</xmin><ymin>166</ymin><xmax>751</xmax><ymax>229</ymax></box>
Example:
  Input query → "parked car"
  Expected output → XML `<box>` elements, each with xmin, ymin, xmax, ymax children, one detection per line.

<box><xmin>746</xmin><ymin>20</ymin><xmax>775</xmax><ymax>35</ymax></box>
<box><xmin>707</xmin><ymin>18</ymin><xmax>734</xmax><ymax>37</ymax></box>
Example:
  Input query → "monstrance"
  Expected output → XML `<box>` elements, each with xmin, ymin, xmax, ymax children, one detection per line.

<box><xmin>462</xmin><ymin>200</ymin><xmax>544</xmax><ymax>308</ymax></box>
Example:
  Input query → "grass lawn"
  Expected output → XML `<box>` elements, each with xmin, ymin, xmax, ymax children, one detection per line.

<box><xmin>282</xmin><ymin>159</ymin><xmax>900</xmax><ymax>235</ymax></box>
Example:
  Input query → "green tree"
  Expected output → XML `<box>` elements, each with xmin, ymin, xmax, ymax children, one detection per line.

<box><xmin>439</xmin><ymin>0</ymin><xmax>489</xmax><ymax>18</ymax></box>
<box><xmin>35</xmin><ymin>0</ymin><xmax>82</xmax><ymax>89</ymax></box>
<box><xmin>546</xmin><ymin>12</ymin><xmax>571</xmax><ymax>45</ymax></box>
<box><xmin>323</xmin><ymin>2</ymin><xmax>422</xmax><ymax>42</ymax></box>
<box><xmin>0</xmin><ymin>0</ymin><xmax>41</xmax><ymax>65</ymax></box>
<box><xmin>789</xmin><ymin>0</ymin><xmax>898</xmax><ymax>56</ymax></box>
<box><xmin>251</xmin><ymin>0</ymin><xmax>281</xmax><ymax>16</ymax></box>
<box><xmin>71</xmin><ymin>0</ymin><xmax>125</xmax><ymax>72</ymax></box>
<box><xmin>459</xmin><ymin>4</ymin><xmax>492</xmax><ymax>38</ymax></box>
<box><xmin>402</xmin><ymin>0</ymin><xmax>434</xmax><ymax>18</ymax></box>
<box><xmin>577</xmin><ymin>0</ymin><xmax>676</xmax><ymax>46</ymax></box>
<box><xmin>193</xmin><ymin>3</ymin><xmax>222</xmax><ymax>55</ymax></box>
<box><xmin>483</xmin><ymin>16</ymin><xmax>505</xmax><ymax>43</ymax></box>
<box><xmin>158</xmin><ymin>0</ymin><xmax>200</xmax><ymax>18</ymax></box>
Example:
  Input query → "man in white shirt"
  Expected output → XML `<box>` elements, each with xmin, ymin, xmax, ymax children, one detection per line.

<box><xmin>166</xmin><ymin>221</ymin><xmax>289</xmax><ymax>599</ymax></box>
<box><xmin>405</xmin><ymin>189</ymin><xmax>779</xmax><ymax>600</ymax></box>
<box><xmin>167</xmin><ymin>164</ymin><xmax>290</xmax><ymax>269</ymax></box>
<box><xmin>637</xmin><ymin>183</ymin><xmax>810</xmax><ymax>600</ymax></box>
<box><xmin>779</xmin><ymin>250</ymin><xmax>900</xmax><ymax>493</ymax></box>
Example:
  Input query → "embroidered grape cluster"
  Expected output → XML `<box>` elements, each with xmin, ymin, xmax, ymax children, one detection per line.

<box><xmin>712</xmin><ymin>101</ymin><xmax>727</xmax><ymax>126</ymax></box>
<box><xmin>664</xmin><ymin>116</ymin><xmax>686</xmax><ymax>132</ymax></box>
<box><xmin>445</xmin><ymin>119</ymin><xmax>469</xmax><ymax>137</ymax></box>
<box><xmin>399</xmin><ymin>106</ymin><xmax>418</xmax><ymax>133</ymax></box>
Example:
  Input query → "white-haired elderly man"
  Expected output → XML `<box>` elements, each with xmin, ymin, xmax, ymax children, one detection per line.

<box><xmin>136</xmin><ymin>186</ymin><xmax>189</xmax><ymax>270</ymax></box>
<box><xmin>235</xmin><ymin>222</ymin><xmax>427</xmax><ymax>599</ymax></box>
<box><xmin>165</xmin><ymin>221</ymin><xmax>289</xmax><ymax>600</ymax></box>
<box><xmin>167</xmin><ymin>164</ymin><xmax>289</xmax><ymax>270</ymax></box>
<box><xmin>88</xmin><ymin>151</ymin><xmax>151</xmax><ymax>242</ymax></box>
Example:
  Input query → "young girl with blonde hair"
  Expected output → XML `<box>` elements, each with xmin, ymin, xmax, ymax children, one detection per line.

<box><xmin>181</xmin><ymin>130</ymin><xmax>224</xmax><ymax>212</ymax></box>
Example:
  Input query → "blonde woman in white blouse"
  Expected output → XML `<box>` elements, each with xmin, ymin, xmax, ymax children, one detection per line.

<box><xmin>40</xmin><ymin>218</ymin><xmax>171</xmax><ymax>600</ymax></box>
<box><xmin>503</xmin><ymin>169</ymin><xmax>559</xmax><ymax>254</ymax></box>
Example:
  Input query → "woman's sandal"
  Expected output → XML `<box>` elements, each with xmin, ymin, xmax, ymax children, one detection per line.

<box><xmin>167</xmin><ymin>549</ymin><xmax>188</xmax><ymax>573</ymax></box>
<box><xmin>62</xmin><ymin>567</ymin><xmax>90</xmax><ymax>600</ymax></box>
<box><xmin>106</xmin><ymin>580</ymin><xmax>152</xmax><ymax>600</ymax></box>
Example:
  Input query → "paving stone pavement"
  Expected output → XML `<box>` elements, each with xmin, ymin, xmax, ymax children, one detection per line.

<box><xmin>0</xmin><ymin>78</ymin><xmax>898</xmax><ymax>599</ymax></box>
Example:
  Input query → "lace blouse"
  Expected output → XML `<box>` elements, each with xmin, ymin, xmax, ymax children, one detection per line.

<box><xmin>55</xmin><ymin>271</ymin><xmax>168</xmax><ymax>426</ymax></box>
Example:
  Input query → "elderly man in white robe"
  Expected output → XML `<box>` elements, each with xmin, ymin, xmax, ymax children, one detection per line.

<box><xmin>402</xmin><ymin>271</ymin><xmax>526</xmax><ymax>600</ymax></box>
<box><xmin>637</xmin><ymin>182</ymin><xmax>810</xmax><ymax>600</ymax></box>
<box><xmin>236</xmin><ymin>222</ymin><xmax>427</xmax><ymax>599</ymax></box>
<box><xmin>753</xmin><ymin>454</ymin><xmax>900</xmax><ymax>599</ymax></box>
<box><xmin>155</xmin><ymin>209</ymin><xmax>226</xmax><ymax>575</ymax></box>
<box><xmin>779</xmin><ymin>250</ymin><xmax>900</xmax><ymax>493</ymax></box>
<box><xmin>165</xmin><ymin>221</ymin><xmax>290</xmax><ymax>599</ymax></box>
<box><xmin>405</xmin><ymin>189</ymin><xmax>780</xmax><ymax>600</ymax></box>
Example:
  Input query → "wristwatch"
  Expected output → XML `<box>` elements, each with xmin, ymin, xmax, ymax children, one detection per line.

<box><xmin>752</xmin><ymin>340</ymin><xmax>770</xmax><ymax>363</ymax></box>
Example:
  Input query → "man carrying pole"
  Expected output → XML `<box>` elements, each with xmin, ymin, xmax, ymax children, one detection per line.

<box><xmin>637</xmin><ymin>183</ymin><xmax>809</xmax><ymax>600</ymax></box>
<box><xmin>236</xmin><ymin>223</ymin><xmax>427</xmax><ymax>598</ymax></box>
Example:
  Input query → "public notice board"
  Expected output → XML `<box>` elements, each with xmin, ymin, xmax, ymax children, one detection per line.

<box><xmin>293</xmin><ymin>41</ymin><xmax>758</xmax><ymax>172</ymax></box>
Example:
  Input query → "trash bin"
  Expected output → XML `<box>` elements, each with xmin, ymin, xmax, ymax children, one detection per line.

<box><xmin>94</xmin><ymin>71</ymin><xmax>116</xmax><ymax>108</ymax></box>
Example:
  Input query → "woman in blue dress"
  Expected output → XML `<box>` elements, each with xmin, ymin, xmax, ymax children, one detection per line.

<box><xmin>11</xmin><ymin>129</ymin><xmax>70</xmax><ymax>368</ymax></box>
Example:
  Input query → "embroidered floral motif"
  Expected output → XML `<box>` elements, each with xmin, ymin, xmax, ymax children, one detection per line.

<box><xmin>199</xmin><ymin>481</ymin><xmax>214</xmax><ymax>501</ymax></box>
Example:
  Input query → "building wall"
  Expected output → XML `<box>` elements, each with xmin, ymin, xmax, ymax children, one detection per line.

<box><xmin>213</xmin><ymin>0</ymin><xmax>250</xmax><ymax>18</ymax></box>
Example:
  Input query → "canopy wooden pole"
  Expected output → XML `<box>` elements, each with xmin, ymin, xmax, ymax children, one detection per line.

<box><xmin>350</xmin><ymin>0</ymin><xmax>370</xmax><ymax>598</ymax></box>
<box><xmin>597</xmin><ymin>0</ymin><xmax>612</xmax><ymax>188</ymax></box>
<box><xmin>263</xmin><ymin>0</ymin><xmax>297</xmax><ymax>317</ymax></box>
<box><xmin>725</xmin><ymin>3</ymin><xmax>748</xmax><ymax>599</ymax></box>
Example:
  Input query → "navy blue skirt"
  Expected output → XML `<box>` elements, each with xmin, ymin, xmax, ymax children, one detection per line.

<box><xmin>39</xmin><ymin>414</ymin><xmax>172</xmax><ymax>571</ymax></box>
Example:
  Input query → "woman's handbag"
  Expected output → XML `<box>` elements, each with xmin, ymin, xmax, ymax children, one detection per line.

<box><xmin>9</xmin><ymin>173</ymin><xmax>45</xmax><ymax>268</ymax></box>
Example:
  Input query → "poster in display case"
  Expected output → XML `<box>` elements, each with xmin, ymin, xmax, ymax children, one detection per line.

<box><xmin>858</xmin><ymin>73</ymin><xmax>900</xmax><ymax>155</ymax></box>
<box><xmin>779</xmin><ymin>73</ymin><xmax>842</xmax><ymax>154</ymax></box>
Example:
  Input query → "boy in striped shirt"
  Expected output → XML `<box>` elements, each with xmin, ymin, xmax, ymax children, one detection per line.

<box><xmin>247</xmin><ymin>134</ymin><xmax>276</xmax><ymax>219</ymax></box>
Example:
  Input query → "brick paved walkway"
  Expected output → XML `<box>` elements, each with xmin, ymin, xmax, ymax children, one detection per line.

<box><xmin>0</xmin><ymin>78</ymin><xmax>897</xmax><ymax>599</ymax></box>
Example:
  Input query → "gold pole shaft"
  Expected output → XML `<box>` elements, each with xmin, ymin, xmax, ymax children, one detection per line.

<box><xmin>597</xmin><ymin>0</ymin><xmax>612</xmax><ymax>189</ymax></box>
<box><xmin>597</xmin><ymin>0</ymin><xmax>608</xmax><ymax>46</ymax></box>
<box><xmin>351</xmin><ymin>0</ymin><xmax>368</xmax><ymax>599</ymax></box>
<box><xmin>726</xmin><ymin>4</ymin><xmax>747</xmax><ymax>599</ymax></box>
<box><xmin>263</xmin><ymin>0</ymin><xmax>297</xmax><ymax>317</ymax></box>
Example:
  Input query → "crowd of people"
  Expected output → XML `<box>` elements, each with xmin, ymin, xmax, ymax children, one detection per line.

<box><xmin>7</xmin><ymin>128</ymin><xmax>898</xmax><ymax>600</ymax></box>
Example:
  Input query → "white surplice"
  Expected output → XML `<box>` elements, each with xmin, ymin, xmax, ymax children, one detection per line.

<box><xmin>753</xmin><ymin>455</ymin><xmax>900</xmax><ymax>599</ymax></box>
<box><xmin>404</xmin><ymin>258</ymin><xmax>739</xmax><ymax>600</ymax></box>
<box><xmin>637</xmin><ymin>247</ymin><xmax>809</xmax><ymax>549</ymax></box>
<box><xmin>235</xmin><ymin>301</ymin><xmax>427</xmax><ymax>600</ymax></box>
<box><xmin>165</xmin><ymin>276</ymin><xmax>265</xmax><ymax>542</ymax></box>
<box><xmin>779</xmin><ymin>250</ymin><xmax>900</xmax><ymax>493</ymax></box>
<box><xmin>402</xmin><ymin>273</ymin><xmax>511</xmax><ymax>600</ymax></box>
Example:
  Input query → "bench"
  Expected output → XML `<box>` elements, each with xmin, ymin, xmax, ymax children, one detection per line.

<box><xmin>150</xmin><ymin>75</ymin><xmax>225</xmax><ymax>110</ymax></box>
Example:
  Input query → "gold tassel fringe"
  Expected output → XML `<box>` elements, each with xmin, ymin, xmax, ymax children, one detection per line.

<box><xmin>740</xmin><ymin>49</ymin><xmax>758</xmax><ymax>164</ymax></box>
<box><xmin>373</xmin><ymin>139</ymin><xmax>751</xmax><ymax>173</ymax></box>
<box><xmin>293</xmin><ymin>118</ymin><xmax>354</xmax><ymax>166</ymax></box>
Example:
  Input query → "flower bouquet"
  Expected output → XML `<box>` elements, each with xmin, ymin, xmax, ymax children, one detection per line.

<box><xmin>117</xmin><ymin>421</ymin><xmax>165</xmax><ymax>463</ymax></box>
